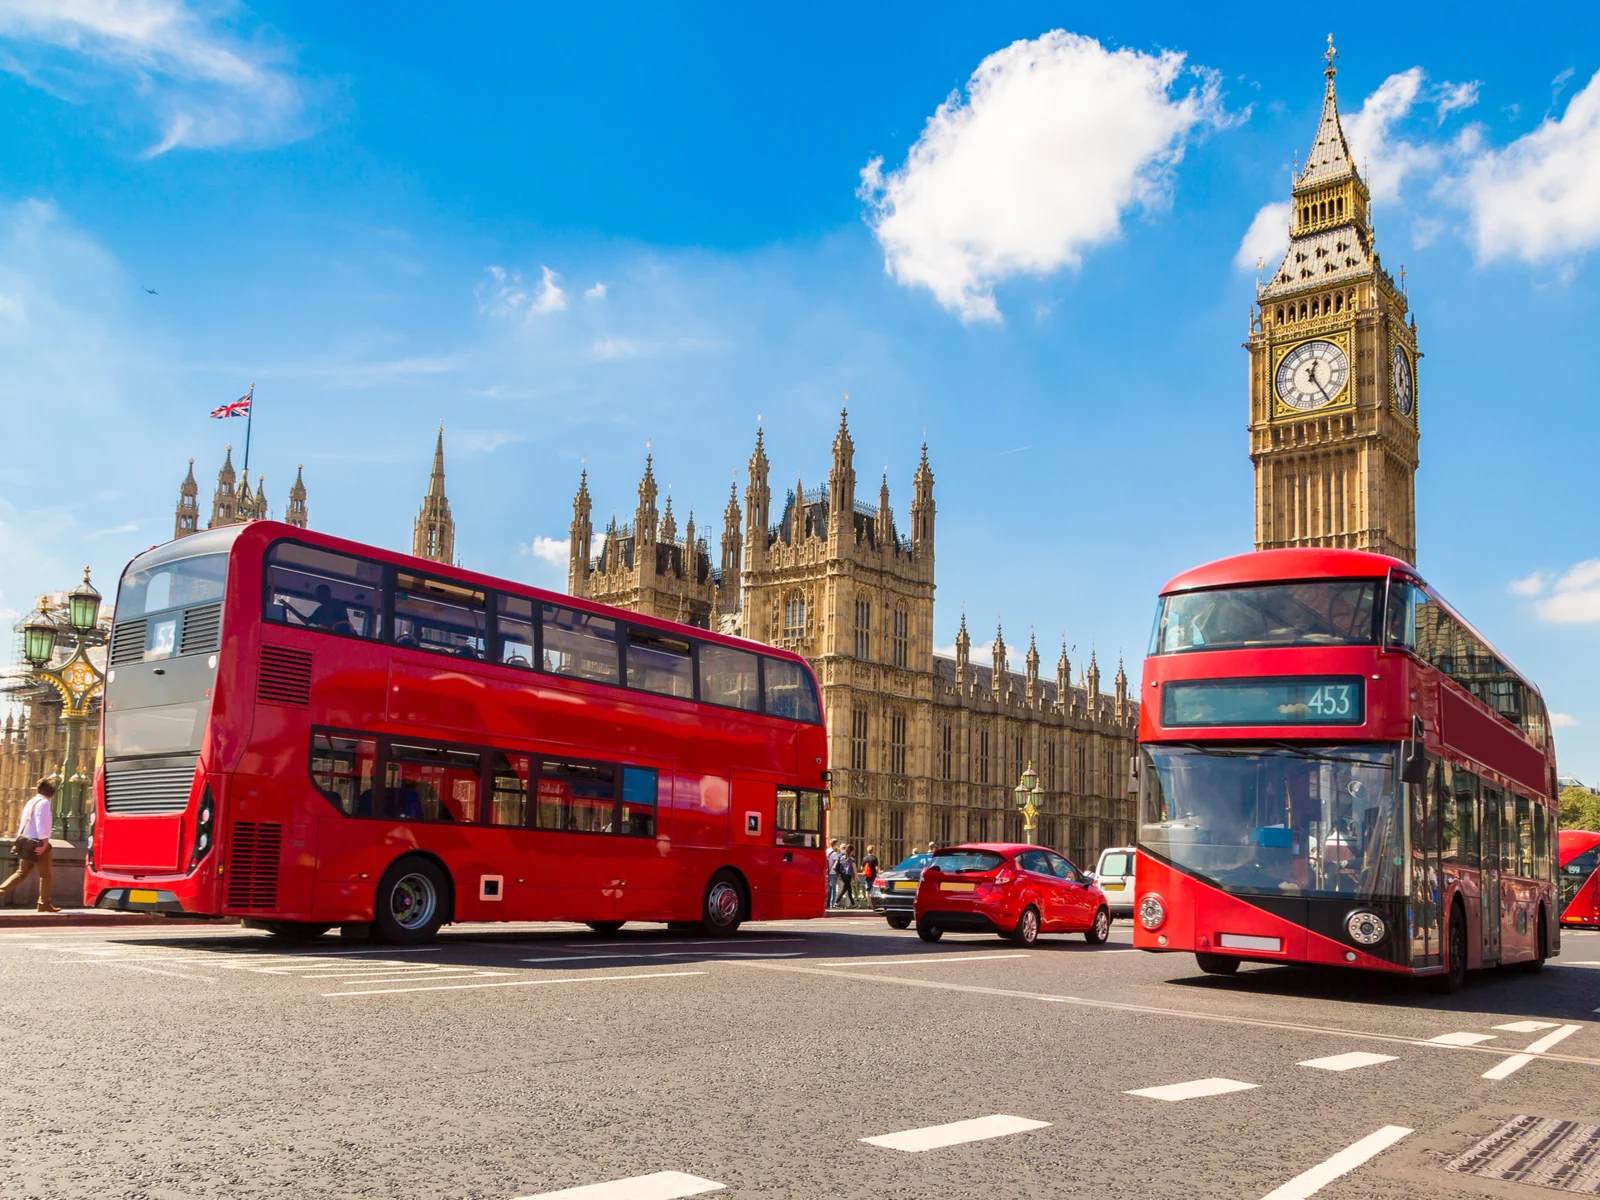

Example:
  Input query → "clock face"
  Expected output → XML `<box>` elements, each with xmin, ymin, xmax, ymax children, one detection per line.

<box><xmin>1275</xmin><ymin>340</ymin><xmax>1350</xmax><ymax>411</ymax></box>
<box><xmin>1391</xmin><ymin>346</ymin><xmax>1414</xmax><ymax>417</ymax></box>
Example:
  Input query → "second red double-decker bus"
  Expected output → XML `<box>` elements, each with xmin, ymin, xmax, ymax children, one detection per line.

<box><xmin>86</xmin><ymin>522</ymin><xmax>830</xmax><ymax>942</ymax></box>
<box><xmin>1133</xmin><ymin>548</ymin><xmax>1559</xmax><ymax>993</ymax></box>
<box><xmin>1559</xmin><ymin>829</ymin><xmax>1600</xmax><ymax>931</ymax></box>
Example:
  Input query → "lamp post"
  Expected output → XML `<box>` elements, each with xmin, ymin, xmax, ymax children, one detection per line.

<box><xmin>1013</xmin><ymin>762</ymin><xmax>1044</xmax><ymax>845</ymax></box>
<box><xmin>20</xmin><ymin>568</ymin><xmax>105</xmax><ymax>841</ymax></box>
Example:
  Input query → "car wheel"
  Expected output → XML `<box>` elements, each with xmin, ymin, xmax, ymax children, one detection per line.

<box><xmin>917</xmin><ymin>922</ymin><xmax>943</xmax><ymax>943</ymax></box>
<box><xmin>373</xmin><ymin>857</ymin><xmax>448</xmax><ymax>945</ymax></box>
<box><xmin>1433</xmin><ymin>901</ymin><xmax>1468</xmax><ymax>994</ymax></box>
<box><xmin>1010</xmin><ymin>905</ymin><xmax>1040</xmax><ymax>946</ymax></box>
<box><xmin>886</xmin><ymin>913</ymin><xmax>912</xmax><ymax>930</ymax></box>
<box><xmin>1194</xmin><ymin>951</ymin><xmax>1241</xmax><ymax>976</ymax></box>
<box><xmin>263</xmin><ymin>921</ymin><xmax>331</xmax><ymax>942</ymax></box>
<box><xmin>700</xmin><ymin>869</ymin><xmax>745</xmax><ymax>938</ymax></box>
<box><xmin>586</xmin><ymin>921</ymin><xmax>625</xmax><ymax>935</ymax></box>
<box><xmin>1084</xmin><ymin>906</ymin><xmax>1111</xmax><ymax>944</ymax></box>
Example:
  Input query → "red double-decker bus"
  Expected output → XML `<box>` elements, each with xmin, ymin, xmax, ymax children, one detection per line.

<box><xmin>1559</xmin><ymin>829</ymin><xmax>1600</xmax><ymax>930</ymax></box>
<box><xmin>1133</xmin><ymin>549</ymin><xmax>1559</xmax><ymax>993</ymax></box>
<box><xmin>86</xmin><ymin>522</ymin><xmax>830</xmax><ymax>942</ymax></box>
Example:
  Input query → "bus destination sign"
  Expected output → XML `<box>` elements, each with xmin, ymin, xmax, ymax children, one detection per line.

<box><xmin>1160</xmin><ymin>676</ymin><xmax>1365</xmax><ymax>728</ymax></box>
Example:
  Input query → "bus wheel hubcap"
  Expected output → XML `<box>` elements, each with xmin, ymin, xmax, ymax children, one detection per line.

<box><xmin>708</xmin><ymin>882</ymin><xmax>739</xmax><ymax>925</ymax></box>
<box><xmin>392</xmin><ymin>874</ymin><xmax>437</xmax><ymax>930</ymax></box>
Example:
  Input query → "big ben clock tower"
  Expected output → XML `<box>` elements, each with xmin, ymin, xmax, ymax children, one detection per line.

<box><xmin>1249</xmin><ymin>36</ymin><xmax>1419</xmax><ymax>564</ymax></box>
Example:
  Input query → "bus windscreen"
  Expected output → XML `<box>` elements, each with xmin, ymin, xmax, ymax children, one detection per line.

<box><xmin>1150</xmin><ymin>581</ymin><xmax>1379</xmax><ymax>655</ymax></box>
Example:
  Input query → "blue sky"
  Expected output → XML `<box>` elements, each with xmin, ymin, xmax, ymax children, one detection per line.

<box><xmin>3</xmin><ymin>3</ymin><xmax>1599</xmax><ymax>776</ymax></box>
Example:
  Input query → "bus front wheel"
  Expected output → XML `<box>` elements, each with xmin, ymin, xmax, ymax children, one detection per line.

<box><xmin>700</xmin><ymin>870</ymin><xmax>746</xmax><ymax>938</ymax></box>
<box><xmin>1195</xmin><ymin>952</ymin><xmax>1240</xmax><ymax>976</ymax></box>
<box><xmin>374</xmin><ymin>857</ymin><xmax>448</xmax><ymax>945</ymax></box>
<box><xmin>1434</xmin><ymin>901</ymin><xmax>1468</xmax><ymax>994</ymax></box>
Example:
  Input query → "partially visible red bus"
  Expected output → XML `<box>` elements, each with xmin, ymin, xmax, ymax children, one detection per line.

<box><xmin>1559</xmin><ymin>830</ymin><xmax>1600</xmax><ymax>930</ymax></box>
<box><xmin>1134</xmin><ymin>549</ymin><xmax>1559</xmax><ymax>993</ymax></box>
<box><xmin>86</xmin><ymin>522</ymin><xmax>830</xmax><ymax>941</ymax></box>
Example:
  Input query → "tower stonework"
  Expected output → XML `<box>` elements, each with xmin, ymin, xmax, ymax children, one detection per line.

<box><xmin>176</xmin><ymin>451</ymin><xmax>307</xmax><ymax>540</ymax></box>
<box><xmin>568</xmin><ymin>413</ymin><xmax>1138</xmax><ymax>868</ymax></box>
<box><xmin>1250</xmin><ymin>38</ymin><xmax>1420</xmax><ymax>564</ymax></box>
<box><xmin>413</xmin><ymin>425</ymin><xmax>456</xmax><ymax>564</ymax></box>
<box><xmin>175</xmin><ymin>459</ymin><xmax>199</xmax><ymax>539</ymax></box>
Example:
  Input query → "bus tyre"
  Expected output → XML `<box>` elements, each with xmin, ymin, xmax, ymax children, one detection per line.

<box><xmin>917</xmin><ymin>922</ymin><xmax>942</xmax><ymax>943</ymax></box>
<box><xmin>1523</xmin><ymin>911</ymin><xmax>1548</xmax><ymax>973</ymax></box>
<box><xmin>374</xmin><ymin>857</ymin><xmax>447</xmax><ymax>945</ymax></box>
<box><xmin>700</xmin><ymin>870</ymin><xmax>745</xmax><ymax>938</ymax></box>
<box><xmin>886</xmin><ymin>913</ymin><xmax>912</xmax><ymax>930</ymax></box>
<box><xmin>1435</xmin><ymin>902</ymin><xmax>1468</xmax><ymax>994</ymax></box>
<box><xmin>263</xmin><ymin>921</ymin><xmax>331</xmax><ymax>942</ymax></box>
<box><xmin>1010</xmin><ymin>906</ymin><xmax>1041</xmax><ymax>946</ymax></box>
<box><xmin>1085</xmin><ymin>906</ymin><xmax>1112</xmax><ymax>945</ymax></box>
<box><xmin>1195</xmin><ymin>952</ymin><xmax>1240</xmax><ymax>976</ymax></box>
<box><xmin>586</xmin><ymin>921</ymin><xmax>625</xmax><ymax>935</ymax></box>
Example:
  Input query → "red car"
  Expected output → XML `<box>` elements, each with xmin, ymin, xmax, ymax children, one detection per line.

<box><xmin>913</xmin><ymin>843</ymin><xmax>1112</xmax><ymax>946</ymax></box>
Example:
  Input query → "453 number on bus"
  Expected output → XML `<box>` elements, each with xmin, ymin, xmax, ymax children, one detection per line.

<box><xmin>1304</xmin><ymin>683</ymin><xmax>1355</xmax><ymax>718</ymax></box>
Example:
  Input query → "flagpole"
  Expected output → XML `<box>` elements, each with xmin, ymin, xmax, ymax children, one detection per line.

<box><xmin>242</xmin><ymin>383</ymin><xmax>255</xmax><ymax>475</ymax></box>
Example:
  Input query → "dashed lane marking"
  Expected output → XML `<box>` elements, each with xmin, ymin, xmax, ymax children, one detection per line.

<box><xmin>1430</xmin><ymin>1032</ymin><xmax>1497</xmax><ymax>1046</ymax></box>
<box><xmin>323</xmin><ymin>969</ymin><xmax>707</xmax><ymax>997</ymax></box>
<box><xmin>1258</xmin><ymin>1125</ymin><xmax>1412</xmax><ymax>1200</ymax></box>
<box><xmin>815</xmin><ymin>953</ymin><xmax>1031</xmax><ymax>967</ymax></box>
<box><xmin>722</xmin><ymin>960</ymin><xmax>1600</xmax><ymax>1069</ymax></box>
<box><xmin>513</xmin><ymin>1169</ymin><xmax>725</xmax><ymax>1199</ymax></box>
<box><xmin>860</xmin><ymin>1114</ymin><xmax>1051</xmax><ymax>1152</ymax></box>
<box><xmin>1495</xmin><ymin>1021</ymin><xmax>1560</xmax><ymax>1033</ymax></box>
<box><xmin>1482</xmin><ymin>1024</ymin><xmax>1583</xmax><ymax>1081</ymax></box>
<box><xmin>1126</xmin><ymin>1078</ymin><xmax>1258</xmax><ymax>1102</ymax></box>
<box><xmin>1298</xmin><ymin>1052</ymin><xmax>1397</xmax><ymax>1072</ymax></box>
<box><xmin>519</xmin><ymin>951</ymin><xmax>802</xmax><ymax>964</ymax></box>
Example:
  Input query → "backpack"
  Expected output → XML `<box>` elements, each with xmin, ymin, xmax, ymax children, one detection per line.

<box><xmin>838</xmin><ymin>856</ymin><xmax>855</xmax><ymax>880</ymax></box>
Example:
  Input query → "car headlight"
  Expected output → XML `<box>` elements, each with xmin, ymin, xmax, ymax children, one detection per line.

<box><xmin>1138</xmin><ymin>893</ymin><xmax>1166</xmax><ymax>931</ymax></box>
<box><xmin>1346</xmin><ymin>910</ymin><xmax>1385</xmax><ymax>946</ymax></box>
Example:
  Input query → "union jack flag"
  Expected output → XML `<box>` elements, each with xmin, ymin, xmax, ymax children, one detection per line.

<box><xmin>210</xmin><ymin>387</ymin><xmax>252</xmax><ymax>419</ymax></box>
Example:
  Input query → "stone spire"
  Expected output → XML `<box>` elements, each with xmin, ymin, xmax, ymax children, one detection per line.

<box><xmin>1087</xmin><ymin>650</ymin><xmax>1101</xmax><ymax>702</ymax></box>
<box><xmin>877</xmin><ymin>468</ymin><xmax>892</xmax><ymax>544</ymax></box>
<box><xmin>720</xmin><ymin>480</ymin><xmax>742</xmax><ymax>583</ymax></box>
<box><xmin>635</xmin><ymin>454</ymin><xmax>658</xmax><ymax>548</ymax></box>
<box><xmin>829</xmin><ymin>407</ymin><xmax>855</xmax><ymax>541</ymax></box>
<box><xmin>1299</xmin><ymin>34</ymin><xmax>1357</xmax><ymax>188</ymax></box>
<box><xmin>568</xmin><ymin>468</ymin><xmax>593</xmax><ymax>597</ymax></box>
<box><xmin>955</xmin><ymin>611</ymin><xmax>971</xmax><ymax>688</ymax></box>
<box><xmin>744</xmin><ymin>425</ymin><xmax>770</xmax><ymax>569</ymax></box>
<box><xmin>1056</xmin><ymin>641</ymin><xmax>1071</xmax><ymax>711</ymax></box>
<box><xmin>911</xmin><ymin>440</ymin><xmax>935</xmax><ymax>562</ymax></box>
<box><xmin>991</xmin><ymin>621</ymin><xmax>1007</xmax><ymax>700</ymax></box>
<box><xmin>791</xmin><ymin>472</ymin><xmax>806</xmax><ymax>541</ymax></box>
<box><xmin>682</xmin><ymin>508</ymin><xmax>695</xmax><ymax>559</ymax></box>
<box><xmin>286</xmin><ymin>464</ymin><xmax>308</xmax><ymax>529</ymax></box>
<box><xmin>412</xmin><ymin>424</ymin><xmax>456</xmax><ymax>563</ymax></box>
<box><xmin>252</xmin><ymin>473</ymin><xmax>268</xmax><ymax>521</ymax></box>
<box><xmin>209</xmin><ymin>445</ymin><xmax>237</xmax><ymax>528</ymax></box>
<box><xmin>175</xmin><ymin>458</ymin><xmax>199</xmax><ymax>539</ymax></box>
<box><xmin>660</xmin><ymin>492</ymin><xmax>677</xmax><ymax>545</ymax></box>
<box><xmin>1025</xmin><ymin>631</ymin><xmax>1041</xmax><ymax>706</ymax></box>
<box><xmin>1114</xmin><ymin>655</ymin><xmax>1129</xmax><ymax>718</ymax></box>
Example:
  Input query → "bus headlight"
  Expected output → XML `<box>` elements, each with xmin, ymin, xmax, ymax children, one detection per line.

<box><xmin>1346</xmin><ymin>910</ymin><xmax>1386</xmax><ymax>946</ymax></box>
<box><xmin>1138</xmin><ymin>893</ymin><xmax>1166</xmax><ymax>931</ymax></box>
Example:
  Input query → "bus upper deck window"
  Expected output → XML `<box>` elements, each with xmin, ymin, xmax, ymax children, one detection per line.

<box><xmin>265</xmin><ymin>543</ymin><xmax>382</xmax><ymax>639</ymax></box>
<box><xmin>541</xmin><ymin>605</ymin><xmax>619</xmax><ymax>685</ymax></box>
<box><xmin>393</xmin><ymin>573</ymin><xmax>486</xmax><ymax>659</ymax></box>
<box><xmin>764</xmin><ymin>658</ymin><xmax>820</xmax><ymax>723</ymax></box>
<box><xmin>497</xmin><ymin>594</ymin><xmax>536</xmax><ymax>669</ymax></box>
<box><xmin>626</xmin><ymin>627</ymin><xmax>693</xmax><ymax>698</ymax></box>
<box><xmin>699</xmin><ymin>642</ymin><xmax>760</xmax><ymax>711</ymax></box>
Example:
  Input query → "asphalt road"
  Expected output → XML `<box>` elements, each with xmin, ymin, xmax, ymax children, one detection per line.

<box><xmin>4</xmin><ymin>916</ymin><xmax>1599</xmax><ymax>1200</ymax></box>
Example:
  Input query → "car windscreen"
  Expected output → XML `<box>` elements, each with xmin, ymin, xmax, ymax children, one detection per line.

<box><xmin>929</xmin><ymin>850</ymin><xmax>1005</xmax><ymax>874</ymax></box>
<box><xmin>892</xmin><ymin>854</ymin><xmax>933</xmax><ymax>872</ymax></box>
<box><xmin>1098</xmin><ymin>851</ymin><xmax>1134</xmax><ymax>877</ymax></box>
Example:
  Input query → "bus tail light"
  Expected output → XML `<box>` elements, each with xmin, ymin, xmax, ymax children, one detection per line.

<box><xmin>190</xmin><ymin>784</ymin><xmax>216</xmax><ymax>870</ymax></box>
<box><xmin>1138</xmin><ymin>892</ymin><xmax>1167</xmax><ymax>930</ymax></box>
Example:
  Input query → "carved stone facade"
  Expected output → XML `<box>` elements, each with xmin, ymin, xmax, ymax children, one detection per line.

<box><xmin>1249</xmin><ymin>42</ymin><xmax>1420</xmax><ymax>565</ymax></box>
<box><xmin>175</xmin><ymin>447</ymin><xmax>309</xmax><ymax>540</ymax></box>
<box><xmin>569</xmin><ymin>412</ymin><xmax>1138</xmax><ymax>867</ymax></box>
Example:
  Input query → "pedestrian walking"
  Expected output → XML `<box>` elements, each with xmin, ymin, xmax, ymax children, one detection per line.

<box><xmin>836</xmin><ymin>846</ymin><xmax>857</xmax><ymax>907</ymax></box>
<box><xmin>826</xmin><ymin>840</ymin><xmax>842</xmax><ymax>908</ymax></box>
<box><xmin>860</xmin><ymin>844</ymin><xmax>880</xmax><ymax>896</ymax></box>
<box><xmin>0</xmin><ymin>779</ymin><xmax>62</xmax><ymax>913</ymax></box>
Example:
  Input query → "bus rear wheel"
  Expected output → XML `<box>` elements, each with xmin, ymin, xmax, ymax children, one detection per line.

<box><xmin>1195</xmin><ymin>952</ymin><xmax>1240</xmax><ymax>976</ymax></box>
<box><xmin>700</xmin><ymin>870</ymin><xmax>746</xmax><ymax>938</ymax></box>
<box><xmin>1522</xmin><ymin>910</ymin><xmax>1548</xmax><ymax>973</ymax></box>
<box><xmin>586</xmin><ymin>921</ymin><xmax>625</xmax><ymax>935</ymax></box>
<box><xmin>374</xmin><ymin>857</ymin><xmax>447</xmax><ymax>945</ymax></box>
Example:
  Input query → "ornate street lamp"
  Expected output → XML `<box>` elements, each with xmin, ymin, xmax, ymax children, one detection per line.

<box><xmin>22</xmin><ymin>599</ymin><xmax>57</xmax><ymax>668</ymax></box>
<box><xmin>1014</xmin><ymin>762</ymin><xmax>1043</xmax><ymax>845</ymax></box>
<box><xmin>67</xmin><ymin>566</ymin><xmax>102</xmax><ymax>634</ymax></box>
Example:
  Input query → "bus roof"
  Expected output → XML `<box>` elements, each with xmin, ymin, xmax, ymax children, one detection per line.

<box><xmin>1160</xmin><ymin>547</ymin><xmax>1414</xmax><ymax>595</ymax></box>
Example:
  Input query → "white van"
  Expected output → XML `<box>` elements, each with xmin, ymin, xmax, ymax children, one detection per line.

<box><xmin>1093</xmin><ymin>846</ymin><xmax>1137</xmax><ymax>918</ymax></box>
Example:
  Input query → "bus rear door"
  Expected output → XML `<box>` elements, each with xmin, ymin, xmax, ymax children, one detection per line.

<box><xmin>1480</xmin><ymin>787</ymin><xmax>1502</xmax><ymax>965</ymax></box>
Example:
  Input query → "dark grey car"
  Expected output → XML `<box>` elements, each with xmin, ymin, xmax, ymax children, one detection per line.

<box><xmin>868</xmin><ymin>853</ymin><xmax>934</xmax><ymax>928</ymax></box>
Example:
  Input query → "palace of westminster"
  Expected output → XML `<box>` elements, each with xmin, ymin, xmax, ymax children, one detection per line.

<box><xmin>3</xmin><ymin>45</ymin><xmax>1424</xmax><ymax>872</ymax></box>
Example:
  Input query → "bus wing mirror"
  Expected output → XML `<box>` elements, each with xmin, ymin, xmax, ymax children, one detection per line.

<box><xmin>1400</xmin><ymin>716</ymin><xmax>1427</xmax><ymax>786</ymax></box>
<box><xmin>1128</xmin><ymin>754</ymin><xmax>1141</xmax><ymax>796</ymax></box>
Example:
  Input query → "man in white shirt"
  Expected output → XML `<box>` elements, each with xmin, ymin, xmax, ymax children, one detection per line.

<box><xmin>1</xmin><ymin>779</ymin><xmax>62</xmax><ymax>913</ymax></box>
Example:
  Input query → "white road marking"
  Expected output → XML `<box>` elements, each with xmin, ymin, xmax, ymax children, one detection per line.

<box><xmin>1482</xmin><ymin>1024</ymin><xmax>1583</xmax><ymax>1080</ymax></box>
<box><xmin>817</xmin><ymin>954</ymin><xmax>1030</xmax><ymax>967</ymax></box>
<box><xmin>56</xmin><ymin>960</ymin><xmax>217</xmax><ymax>982</ymax></box>
<box><xmin>1298</xmin><ymin>1052</ymin><xmax>1397</xmax><ymax>1072</ymax></box>
<box><xmin>860</xmin><ymin>1114</ymin><xmax>1050</xmax><ymax>1152</ymax></box>
<box><xmin>513</xmin><ymin>1169</ymin><xmax>725</xmax><ymax>1198</ymax></box>
<box><xmin>582</xmin><ymin>938</ymin><xmax>798</xmax><ymax>948</ymax></box>
<box><xmin>324</xmin><ymin>970</ymin><xmax>706</xmax><ymax>997</ymax></box>
<box><xmin>1429</xmin><ymin>1032</ymin><xmax>1496</xmax><ymax>1046</ymax></box>
<box><xmin>311</xmin><ymin>972</ymin><xmax>508</xmax><ymax>985</ymax></box>
<box><xmin>1126</xmin><ymin>1078</ymin><xmax>1258</xmax><ymax>1102</ymax></box>
<box><xmin>1257</xmin><ymin>1125</ymin><xmax>1412</xmax><ymax>1200</ymax></box>
<box><xmin>1494</xmin><ymin>1021</ymin><xmax>1559</xmax><ymax>1033</ymax></box>
<box><xmin>519</xmin><ymin>951</ymin><xmax>801</xmax><ymax>964</ymax></box>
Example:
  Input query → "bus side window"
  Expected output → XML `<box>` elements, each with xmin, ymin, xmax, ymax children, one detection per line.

<box><xmin>489</xmin><ymin>751</ymin><xmax>531</xmax><ymax>827</ymax></box>
<box><xmin>620</xmin><ymin>767</ymin><xmax>658</xmax><ymax>837</ymax></box>
<box><xmin>1533</xmin><ymin>802</ymin><xmax>1548</xmax><ymax>881</ymax></box>
<box><xmin>537</xmin><ymin>759</ymin><xmax>618</xmax><ymax>833</ymax></box>
<box><xmin>1384</xmin><ymin>581</ymin><xmax>1418</xmax><ymax>651</ymax></box>
<box><xmin>496</xmin><ymin>594</ymin><xmax>536</xmax><ymax>669</ymax></box>
<box><xmin>1515</xmin><ymin>795</ymin><xmax>1532</xmax><ymax>879</ymax></box>
<box><xmin>541</xmin><ymin>605</ymin><xmax>620</xmax><ymax>685</ymax></box>
<box><xmin>764</xmin><ymin>658</ymin><xmax>821</xmax><ymax>723</ymax></box>
<box><xmin>265</xmin><ymin>542</ymin><xmax>383</xmax><ymax>638</ymax></box>
<box><xmin>385</xmin><ymin>743</ymin><xmax>482</xmax><ymax>823</ymax></box>
<box><xmin>310</xmin><ymin>732</ymin><xmax>376</xmax><ymax>816</ymax></box>
<box><xmin>776</xmin><ymin>788</ymin><xmax>824</xmax><ymax>847</ymax></box>
<box><xmin>699</xmin><ymin>642</ymin><xmax>760</xmax><ymax>711</ymax></box>
<box><xmin>626</xmin><ymin>627</ymin><xmax>693</xmax><ymax>699</ymax></box>
<box><xmin>393</xmin><ymin>573</ymin><xmax>486</xmax><ymax>659</ymax></box>
<box><xmin>1439</xmin><ymin>761</ymin><xmax>1461</xmax><ymax>864</ymax></box>
<box><xmin>1453</xmin><ymin>768</ymin><xmax>1479</xmax><ymax>870</ymax></box>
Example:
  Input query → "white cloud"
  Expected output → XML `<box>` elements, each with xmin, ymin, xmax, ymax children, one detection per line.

<box><xmin>88</xmin><ymin>522</ymin><xmax>137</xmax><ymax>538</ymax></box>
<box><xmin>530</xmin><ymin>265</ymin><xmax>567</xmax><ymax>316</ymax></box>
<box><xmin>859</xmin><ymin>30</ymin><xmax>1228</xmax><ymax>322</ymax></box>
<box><xmin>0</xmin><ymin>0</ymin><xmax>311</xmax><ymax>154</ymax></box>
<box><xmin>452</xmin><ymin>430</ymin><xmax>523</xmax><ymax>457</ymax></box>
<box><xmin>1512</xmin><ymin>560</ymin><xmax>1600</xmax><ymax>623</ymax></box>
<box><xmin>585</xmin><ymin>282</ymin><xmax>607</xmax><ymax>300</ymax></box>
<box><xmin>1343</xmin><ymin>68</ymin><xmax>1444</xmax><ymax>204</ymax></box>
<box><xmin>588</xmin><ymin>335</ymin><xmax>660</xmax><ymax>362</ymax></box>
<box><xmin>1235</xmin><ymin>201</ymin><xmax>1290</xmax><ymax>271</ymax></box>
<box><xmin>1435</xmin><ymin>81</ymin><xmax>1480</xmax><ymax>122</ymax></box>
<box><xmin>476</xmin><ymin>265</ymin><xmax>527</xmax><ymax>316</ymax></box>
<box><xmin>1462</xmin><ymin>68</ymin><xmax>1600</xmax><ymax>264</ymax></box>
<box><xmin>524</xmin><ymin>535</ymin><xmax>569</xmax><ymax>565</ymax></box>
<box><xmin>1551</xmin><ymin>712</ymin><xmax>1580</xmax><ymax>729</ymax></box>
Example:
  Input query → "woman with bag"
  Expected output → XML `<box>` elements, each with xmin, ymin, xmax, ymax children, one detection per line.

<box><xmin>0</xmin><ymin>779</ymin><xmax>62</xmax><ymax>913</ymax></box>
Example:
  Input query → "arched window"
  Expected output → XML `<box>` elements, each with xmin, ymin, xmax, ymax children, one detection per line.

<box><xmin>783</xmin><ymin>589</ymin><xmax>806</xmax><ymax>639</ymax></box>
<box><xmin>1334</xmin><ymin>293</ymin><xmax>1343</xmax><ymax>313</ymax></box>
<box><xmin>1337</xmin><ymin>197</ymin><xmax>1344</xmax><ymax>216</ymax></box>
<box><xmin>892</xmin><ymin>607</ymin><xmax>909</xmax><ymax>668</ymax></box>
<box><xmin>1275</xmin><ymin>306</ymin><xmax>1285</xmax><ymax>324</ymax></box>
